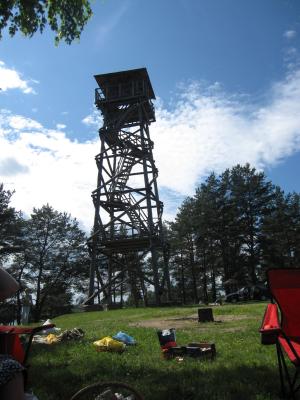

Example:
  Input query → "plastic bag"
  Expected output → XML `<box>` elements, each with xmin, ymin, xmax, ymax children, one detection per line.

<box><xmin>113</xmin><ymin>331</ymin><xmax>136</xmax><ymax>345</ymax></box>
<box><xmin>46</xmin><ymin>333</ymin><xmax>60</xmax><ymax>344</ymax></box>
<box><xmin>41</xmin><ymin>319</ymin><xmax>61</xmax><ymax>335</ymax></box>
<box><xmin>93</xmin><ymin>336</ymin><xmax>126</xmax><ymax>352</ymax></box>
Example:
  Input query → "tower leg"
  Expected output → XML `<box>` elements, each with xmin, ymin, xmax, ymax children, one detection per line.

<box><xmin>163</xmin><ymin>248</ymin><xmax>172</xmax><ymax>301</ymax></box>
<box><xmin>151</xmin><ymin>246</ymin><xmax>161</xmax><ymax>305</ymax></box>
<box><xmin>88</xmin><ymin>239</ymin><xmax>97</xmax><ymax>304</ymax></box>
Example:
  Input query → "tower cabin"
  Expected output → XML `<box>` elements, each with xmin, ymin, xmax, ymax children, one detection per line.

<box><xmin>94</xmin><ymin>68</ymin><xmax>156</xmax><ymax>127</ymax></box>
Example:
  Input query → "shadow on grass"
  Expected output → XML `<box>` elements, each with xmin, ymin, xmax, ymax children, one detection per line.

<box><xmin>29</xmin><ymin>343</ymin><xmax>281</xmax><ymax>400</ymax></box>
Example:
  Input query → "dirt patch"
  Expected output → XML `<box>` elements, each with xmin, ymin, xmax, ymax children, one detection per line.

<box><xmin>129</xmin><ymin>318</ymin><xmax>198</xmax><ymax>330</ymax></box>
<box><xmin>128</xmin><ymin>313</ymin><xmax>253</xmax><ymax>329</ymax></box>
<box><xmin>212</xmin><ymin>314</ymin><xmax>254</xmax><ymax>322</ymax></box>
<box><xmin>221</xmin><ymin>327</ymin><xmax>247</xmax><ymax>333</ymax></box>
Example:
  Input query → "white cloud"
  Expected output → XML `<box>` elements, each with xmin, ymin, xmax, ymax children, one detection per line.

<box><xmin>1</xmin><ymin>67</ymin><xmax>300</xmax><ymax>228</ymax></box>
<box><xmin>0</xmin><ymin>60</ymin><xmax>36</xmax><ymax>94</ymax></box>
<box><xmin>0</xmin><ymin>157</ymin><xmax>29</xmax><ymax>176</ymax></box>
<box><xmin>8</xmin><ymin>115</ymin><xmax>42</xmax><ymax>130</ymax></box>
<box><xmin>82</xmin><ymin>107</ymin><xmax>102</xmax><ymax>128</ymax></box>
<box><xmin>152</xmin><ymin>68</ymin><xmax>300</xmax><ymax>196</ymax></box>
<box><xmin>284</xmin><ymin>30</ymin><xmax>297</xmax><ymax>39</ymax></box>
<box><xmin>0</xmin><ymin>111</ymin><xmax>98</xmax><ymax>231</ymax></box>
<box><xmin>56</xmin><ymin>123</ymin><xmax>66</xmax><ymax>130</ymax></box>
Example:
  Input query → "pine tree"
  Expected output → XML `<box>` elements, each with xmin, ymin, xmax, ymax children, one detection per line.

<box><xmin>229</xmin><ymin>164</ymin><xmax>274</xmax><ymax>284</ymax></box>
<box><xmin>10</xmin><ymin>204</ymin><xmax>88</xmax><ymax>321</ymax></box>
<box><xmin>0</xmin><ymin>183</ymin><xmax>22</xmax><ymax>262</ymax></box>
<box><xmin>168</xmin><ymin>197</ymin><xmax>198</xmax><ymax>303</ymax></box>
<box><xmin>261</xmin><ymin>189</ymin><xmax>300</xmax><ymax>270</ymax></box>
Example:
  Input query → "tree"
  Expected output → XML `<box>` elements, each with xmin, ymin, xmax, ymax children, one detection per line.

<box><xmin>0</xmin><ymin>0</ymin><xmax>93</xmax><ymax>45</ymax></box>
<box><xmin>194</xmin><ymin>173</ymin><xmax>223</xmax><ymax>302</ymax></box>
<box><xmin>228</xmin><ymin>164</ymin><xmax>275</xmax><ymax>284</ymax></box>
<box><xmin>168</xmin><ymin>197</ymin><xmax>199</xmax><ymax>303</ymax></box>
<box><xmin>9</xmin><ymin>204</ymin><xmax>89</xmax><ymax>321</ymax></box>
<box><xmin>165</xmin><ymin>164</ymin><xmax>300</xmax><ymax>303</ymax></box>
<box><xmin>288</xmin><ymin>193</ymin><xmax>300</xmax><ymax>265</ymax></box>
<box><xmin>0</xmin><ymin>183</ymin><xmax>22</xmax><ymax>263</ymax></box>
<box><xmin>261</xmin><ymin>189</ymin><xmax>300</xmax><ymax>270</ymax></box>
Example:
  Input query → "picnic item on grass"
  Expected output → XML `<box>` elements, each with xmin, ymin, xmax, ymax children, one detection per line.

<box><xmin>93</xmin><ymin>336</ymin><xmax>126</xmax><ymax>352</ymax></box>
<box><xmin>33</xmin><ymin>327</ymin><xmax>85</xmax><ymax>344</ymax></box>
<box><xmin>157</xmin><ymin>328</ymin><xmax>177</xmax><ymax>349</ymax></box>
<box><xmin>46</xmin><ymin>333</ymin><xmax>60</xmax><ymax>344</ymax></box>
<box><xmin>58</xmin><ymin>327</ymin><xmax>84</xmax><ymax>341</ymax></box>
<box><xmin>41</xmin><ymin>319</ymin><xmax>61</xmax><ymax>334</ymax></box>
<box><xmin>157</xmin><ymin>328</ymin><xmax>216</xmax><ymax>360</ymax></box>
<box><xmin>113</xmin><ymin>331</ymin><xmax>136</xmax><ymax>345</ymax></box>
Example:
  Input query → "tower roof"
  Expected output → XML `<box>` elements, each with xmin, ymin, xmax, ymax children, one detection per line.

<box><xmin>94</xmin><ymin>67</ymin><xmax>155</xmax><ymax>99</ymax></box>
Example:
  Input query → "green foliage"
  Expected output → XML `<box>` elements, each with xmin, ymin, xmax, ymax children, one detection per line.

<box><xmin>229</xmin><ymin>165</ymin><xmax>274</xmax><ymax>281</ymax></box>
<box><xmin>9</xmin><ymin>204</ymin><xmax>89</xmax><ymax>321</ymax></box>
<box><xmin>0</xmin><ymin>0</ymin><xmax>93</xmax><ymax>44</ymax></box>
<box><xmin>28</xmin><ymin>304</ymin><xmax>280</xmax><ymax>400</ymax></box>
<box><xmin>168</xmin><ymin>197</ymin><xmax>199</xmax><ymax>304</ymax></box>
<box><xmin>41</xmin><ymin>285</ymin><xmax>73</xmax><ymax>318</ymax></box>
<box><xmin>2</xmin><ymin>158</ymin><xmax>300</xmax><ymax>319</ymax></box>
<box><xmin>0</xmin><ymin>183</ymin><xmax>22</xmax><ymax>263</ymax></box>
<box><xmin>167</xmin><ymin>163</ymin><xmax>300</xmax><ymax>303</ymax></box>
<box><xmin>261</xmin><ymin>188</ymin><xmax>300</xmax><ymax>268</ymax></box>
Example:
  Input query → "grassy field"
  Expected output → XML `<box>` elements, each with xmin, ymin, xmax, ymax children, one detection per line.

<box><xmin>27</xmin><ymin>303</ymin><xmax>283</xmax><ymax>400</ymax></box>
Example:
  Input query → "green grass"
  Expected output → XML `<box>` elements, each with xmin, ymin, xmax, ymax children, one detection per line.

<box><xmin>27</xmin><ymin>303</ymin><xmax>282</xmax><ymax>400</ymax></box>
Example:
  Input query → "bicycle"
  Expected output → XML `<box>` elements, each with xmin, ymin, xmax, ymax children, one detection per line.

<box><xmin>70</xmin><ymin>381</ymin><xmax>143</xmax><ymax>400</ymax></box>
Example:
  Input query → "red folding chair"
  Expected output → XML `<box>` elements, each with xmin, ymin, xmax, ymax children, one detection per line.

<box><xmin>0</xmin><ymin>324</ymin><xmax>54</xmax><ymax>388</ymax></box>
<box><xmin>260</xmin><ymin>268</ymin><xmax>300</xmax><ymax>399</ymax></box>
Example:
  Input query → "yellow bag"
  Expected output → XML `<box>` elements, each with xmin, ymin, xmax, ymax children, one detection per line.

<box><xmin>93</xmin><ymin>336</ymin><xmax>125</xmax><ymax>352</ymax></box>
<box><xmin>46</xmin><ymin>333</ymin><xmax>60</xmax><ymax>344</ymax></box>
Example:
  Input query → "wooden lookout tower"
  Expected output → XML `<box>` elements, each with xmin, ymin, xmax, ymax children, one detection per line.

<box><xmin>87</xmin><ymin>68</ymin><xmax>170</xmax><ymax>306</ymax></box>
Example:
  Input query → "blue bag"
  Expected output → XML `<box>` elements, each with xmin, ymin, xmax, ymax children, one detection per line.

<box><xmin>113</xmin><ymin>331</ymin><xmax>136</xmax><ymax>345</ymax></box>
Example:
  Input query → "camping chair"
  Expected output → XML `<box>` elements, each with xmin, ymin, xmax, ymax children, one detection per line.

<box><xmin>260</xmin><ymin>268</ymin><xmax>300</xmax><ymax>399</ymax></box>
<box><xmin>0</xmin><ymin>323</ymin><xmax>54</xmax><ymax>388</ymax></box>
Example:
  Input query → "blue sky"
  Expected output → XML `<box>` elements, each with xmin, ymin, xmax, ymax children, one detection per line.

<box><xmin>1</xmin><ymin>0</ymin><xmax>300</xmax><ymax>231</ymax></box>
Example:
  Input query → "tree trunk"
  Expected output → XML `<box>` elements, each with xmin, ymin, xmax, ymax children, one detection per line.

<box><xmin>202</xmin><ymin>251</ymin><xmax>209</xmax><ymax>304</ymax></box>
<box><xmin>189</xmin><ymin>241</ymin><xmax>198</xmax><ymax>303</ymax></box>
<box><xmin>163</xmin><ymin>248</ymin><xmax>172</xmax><ymax>301</ymax></box>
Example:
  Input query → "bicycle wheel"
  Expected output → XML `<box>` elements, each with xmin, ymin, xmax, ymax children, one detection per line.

<box><xmin>70</xmin><ymin>381</ymin><xmax>144</xmax><ymax>400</ymax></box>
